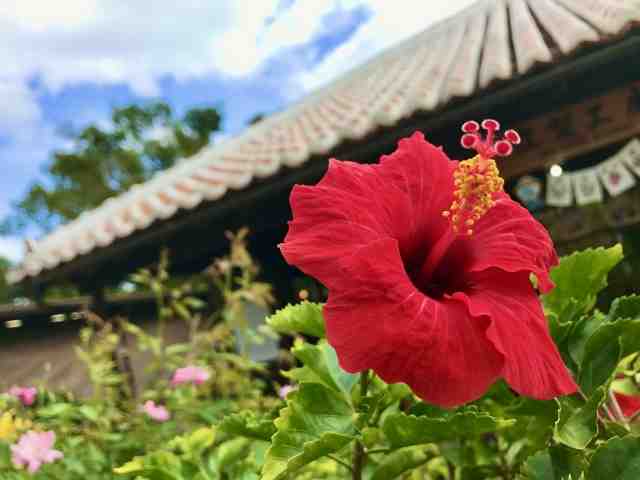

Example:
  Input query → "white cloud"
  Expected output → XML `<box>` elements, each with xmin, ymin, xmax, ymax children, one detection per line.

<box><xmin>211</xmin><ymin>0</ymin><xmax>356</xmax><ymax>77</ymax></box>
<box><xmin>0</xmin><ymin>236</ymin><xmax>24</xmax><ymax>263</ymax></box>
<box><xmin>0</xmin><ymin>0</ymin><xmax>100</xmax><ymax>31</ymax></box>
<box><xmin>0</xmin><ymin>80</ymin><xmax>42</xmax><ymax>141</ymax></box>
<box><xmin>0</xmin><ymin>0</ymin><xmax>361</xmax><ymax>134</ymax></box>
<box><xmin>296</xmin><ymin>0</ymin><xmax>478</xmax><ymax>93</ymax></box>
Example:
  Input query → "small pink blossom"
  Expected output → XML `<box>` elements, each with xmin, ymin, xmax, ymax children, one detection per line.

<box><xmin>11</xmin><ymin>431</ymin><xmax>63</xmax><ymax>474</ymax></box>
<box><xmin>8</xmin><ymin>386</ymin><xmax>37</xmax><ymax>406</ymax></box>
<box><xmin>278</xmin><ymin>384</ymin><xmax>296</xmax><ymax>399</ymax></box>
<box><xmin>171</xmin><ymin>366</ymin><xmax>210</xmax><ymax>386</ymax></box>
<box><xmin>143</xmin><ymin>400</ymin><xmax>170</xmax><ymax>422</ymax></box>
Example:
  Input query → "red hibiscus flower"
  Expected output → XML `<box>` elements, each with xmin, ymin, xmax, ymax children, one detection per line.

<box><xmin>279</xmin><ymin>120</ymin><xmax>577</xmax><ymax>408</ymax></box>
<box><xmin>614</xmin><ymin>391</ymin><xmax>640</xmax><ymax>419</ymax></box>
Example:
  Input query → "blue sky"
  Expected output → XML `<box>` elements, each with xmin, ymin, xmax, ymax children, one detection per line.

<box><xmin>0</xmin><ymin>0</ymin><xmax>475</xmax><ymax>261</ymax></box>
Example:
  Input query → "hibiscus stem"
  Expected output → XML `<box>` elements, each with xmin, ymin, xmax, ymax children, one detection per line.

<box><xmin>352</xmin><ymin>370</ymin><xmax>370</xmax><ymax>480</ymax></box>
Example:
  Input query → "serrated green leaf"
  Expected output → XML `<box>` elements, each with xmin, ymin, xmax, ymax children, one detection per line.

<box><xmin>554</xmin><ymin>387</ymin><xmax>605</xmax><ymax>449</ymax></box>
<box><xmin>261</xmin><ymin>383</ymin><xmax>356</xmax><ymax>480</ymax></box>
<box><xmin>219</xmin><ymin>412</ymin><xmax>275</xmax><ymax>441</ymax></box>
<box><xmin>587</xmin><ymin>436</ymin><xmax>640</xmax><ymax>479</ymax></box>
<box><xmin>370</xmin><ymin>446</ymin><xmax>433</xmax><ymax>480</ymax></box>
<box><xmin>382</xmin><ymin>410</ymin><xmax>515</xmax><ymax>449</ymax></box>
<box><xmin>579</xmin><ymin>319</ymin><xmax>640</xmax><ymax>395</ymax></box>
<box><xmin>266</xmin><ymin>301</ymin><xmax>325</xmax><ymax>338</ymax></box>
<box><xmin>608</xmin><ymin>295</ymin><xmax>640</xmax><ymax>322</ymax></box>
<box><xmin>542</xmin><ymin>245</ymin><xmax>623</xmax><ymax>324</ymax></box>
<box><xmin>285</xmin><ymin>340</ymin><xmax>358</xmax><ymax>397</ymax></box>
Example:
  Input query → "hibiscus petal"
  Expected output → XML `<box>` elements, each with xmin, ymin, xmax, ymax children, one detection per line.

<box><xmin>378</xmin><ymin>131</ymin><xmax>457</xmax><ymax>259</ymax></box>
<box><xmin>455</xmin><ymin>193</ymin><xmax>558</xmax><ymax>292</ymax></box>
<box><xmin>614</xmin><ymin>392</ymin><xmax>640</xmax><ymax>418</ymax></box>
<box><xmin>323</xmin><ymin>238</ymin><xmax>503</xmax><ymax>408</ymax></box>
<box><xmin>453</xmin><ymin>269</ymin><xmax>577</xmax><ymax>400</ymax></box>
<box><xmin>280</xmin><ymin>159</ymin><xmax>414</xmax><ymax>289</ymax></box>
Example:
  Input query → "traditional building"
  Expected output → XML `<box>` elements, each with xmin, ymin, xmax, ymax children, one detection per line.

<box><xmin>3</xmin><ymin>0</ymin><xmax>640</xmax><ymax>388</ymax></box>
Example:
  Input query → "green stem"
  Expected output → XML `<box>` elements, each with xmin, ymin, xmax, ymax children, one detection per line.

<box><xmin>328</xmin><ymin>454</ymin><xmax>354</xmax><ymax>473</ymax></box>
<box><xmin>365</xmin><ymin>448</ymin><xmax>391</xmax><ymax>455</ymax></box>
<box><xmin>352</xmin><ymin>370</ymin><xmax>370</xmax><ymax>480</ymax></box>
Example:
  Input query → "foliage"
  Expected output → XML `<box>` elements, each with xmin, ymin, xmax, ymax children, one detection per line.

<box><xmin>2</xmin><ymin>241</ymin><xmax>640</xmax><ymax>479</ymax></box>
<box><xmin>1</xmin><ymin>102</ymin><xmax>221</xmax><ymax>234</ymax></box>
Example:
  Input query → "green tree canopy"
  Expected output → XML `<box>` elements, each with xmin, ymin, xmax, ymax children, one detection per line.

<box><xmin>2</xmin><ymin>102</ymin><xmax>221</xmax><ymax>234</ymax></box>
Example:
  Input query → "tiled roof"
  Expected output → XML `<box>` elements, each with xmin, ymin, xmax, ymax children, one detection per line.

<box><xmin>9</xmin><ymin>0</ymin><xmax>640</xmax><ymax>284</ymax></box>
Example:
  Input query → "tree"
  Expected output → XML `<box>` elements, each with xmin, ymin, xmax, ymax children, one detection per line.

<box><xmin>2</xmin><ymin>102</ymin><xmax>221</xmax><ymax>234</ymax></box>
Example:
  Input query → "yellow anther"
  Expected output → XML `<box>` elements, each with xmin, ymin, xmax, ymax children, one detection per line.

<box><xmin>442</xmin><ymin>155</ymin><xmax>504</xmax><ymax>235</ymax></box>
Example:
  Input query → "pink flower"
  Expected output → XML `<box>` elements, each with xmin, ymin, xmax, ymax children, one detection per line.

<box><xmin>11</xmin><ymin>431</ymin><xmax>63</xmax><ymax>474</ymax></box>
<box><xmin>278</xmin><ymin>385</ymin><xmax>296</xmax><ymax>399</ymax></box>
<box><xmin>8</xmin><ymin>386</ymin><xmax>37</xmax><ymax>406</ymax></box>
<box><xmin>143</xmin><ymin>400</ymin><xmax>170</xmax><ymax>422</ymax></box>
<box><xmin>171</xmin><ymin>366</ymin><xmax>210</xmax><ymax>386</ymax></box>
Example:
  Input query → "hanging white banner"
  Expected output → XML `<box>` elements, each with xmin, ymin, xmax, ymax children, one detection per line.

<box><xmin>597</xmin><ymin>154</ymin><xmax>636</xmax><ymax>196</ymax></box>
<box><xmin>546</xmin><ymin>173</ymin><xmax>573</xmax><ymax>207</ymax></box>
<box><xmin>619</xmin><ymin>138</ymin><xmax>640</xmax><ymax>177</ymax></box>
<box><xmin>571</xmin><ymin>168</ymin><xmax>603</xmax><ymax>205</ymax></box>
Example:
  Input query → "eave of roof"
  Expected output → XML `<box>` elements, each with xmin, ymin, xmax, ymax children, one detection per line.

<box><xmin>10</xmin><ymin>0</ymin><xmax>640</xmax><ymax>285</ymax></box>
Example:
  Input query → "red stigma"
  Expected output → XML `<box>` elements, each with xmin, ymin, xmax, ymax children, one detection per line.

<box><xmin>459</xmin><ymin>119</ymin><xmax>521</xmax><ymax>158</ymax></box>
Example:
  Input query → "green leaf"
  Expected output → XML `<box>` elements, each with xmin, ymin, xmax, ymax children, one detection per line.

<box><xmin>266</xmin><ymin>301</ymin><xmax>325</xmax><ymax>338</ymax></box>
<box><xmin>608</xmin><ymin>295</ymin><xmax>640</xmax><ymax>322</ymax></box>
<box><xmin>568</xmin><ymin>313</ymin><xmax>605</xmax><ymax>366</ymax></box>
<box><xmin>114</xmin><ymin>451</ymin><xmax>184</xmax><ymax>479</ymax></box>
<box><xmin>460</xmin><ymin>464</ymin><xmax>503</xmax><ymax>479</ymax></box>
<box><xmin>78</xmin><ymin>404</ymin><xmax>100</xmax><ymax>423</ymax></box>
<box><xmin>554</xmin><ymin>387</ymin><xmax>605</xmax><ymax>449</ymax></box>
<box><xmin>579</xmin><ymin>319</ymin><xmax>640</xmax><ymax>395</ymax></box>
<box><xmin>219</xmin><ymin>412</ymin><xmax>276</xmax><ymax>442</ymax></box>
<box><xmin>587</xmin><ymin>436</ymin><xmax>640</xmax><ymax>479</ymax></box>
<box><xmin>285</xmin><ymin>340</ymin><xmax>358</xmax><ymax>397</ymax></box>
<box><xmin>521</xmin><ymin>447</ymin><xmax>586</xmax><ymax>480</ymax></box>
<box><xmin>37</xmin><ymin>402</ymin><xmax>73</xmax><ymax>418</ymax></box>
<box><xmin>543</xmin><ymin>245</ymin><xmax>623</xmax><ymax>324</ymax></box>
<box><xmin>549</xmin><ymin>311</ymin><xmax>575</xmax><ymax>345</ymax></box>
<box><xmin>215</xmin><ymin>438</ymin><xmax>250</xmax><ymax>473</ymax></box>
<box><xmin>549</xmin><ymin>445</ymin><xmax>588</xmax><ymax>480</ymax></box>
<box><xmin>506</xmin><ymin>398</ymin><xmax>559</xmax><ymax>451</ymax></box>
<box><xmin>382</xmin><ymin>410</ymin><xmax>515</xmax><ymax>449</ymax></box>
<box><xmin>261</xmin><ymin>383</ymin><xmax>356</xmax><ymax>480</ymax></box>
<box><xmin>370</xmin><ymin>446</ymin><xmax>433</xmax><ymax>480</ymax></box>
<box><xmin>522</xmin><ymin>451</ymin><xmax>554</xmax><ymax>480</ymax></box>
<box><xmin>167</xmin><ymin>427</ymin><xmax>216</xmax><ymax>459</ymax></box>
